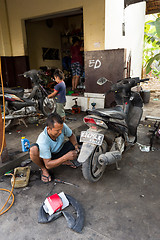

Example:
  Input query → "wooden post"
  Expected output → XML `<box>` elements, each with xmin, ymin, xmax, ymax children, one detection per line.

<box><xmin>0</xmin><ymin>107</ymin><xmax>9</xmax><ymax>163</ymax></box>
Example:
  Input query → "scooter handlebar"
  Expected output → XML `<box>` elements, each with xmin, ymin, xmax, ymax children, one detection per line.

<box><xmin>139</xmin><ymin>78</ymin><xmax>150</xmax><ymax>83</ymax></box>
<box><xmin>111</xmin><ymin>77</ymin><xmax>149</xmax><ymax>92</ymax></box>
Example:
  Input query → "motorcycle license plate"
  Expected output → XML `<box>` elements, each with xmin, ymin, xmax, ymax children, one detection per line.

<box><xmin>80</xmin><ymin>131</ymin><xmax>104</xmax><ymax>145</ymax></box>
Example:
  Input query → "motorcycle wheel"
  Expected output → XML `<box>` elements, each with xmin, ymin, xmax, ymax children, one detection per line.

<box><xmin>40</xmin><ymin>97</ymin><xmax>56</xmax><ymax>117</ymax></box>
<box><xmin>82</xmin><ymin>140</ymin><xmax>108</xmax><ymax>182</ymax></box>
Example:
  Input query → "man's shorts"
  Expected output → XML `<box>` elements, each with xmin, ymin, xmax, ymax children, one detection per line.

<box><xmin>30</xmin><ymin>137</ymin><xmax>81</xmax><ymax>160</ymax></box>
<box><xmin>56</xmin><ymin>102</ymin><xmax>65</xmax><ymax>117</ymax></box>
<box><xmin>71</xmin><ymin>62</ymin><xmax>82</xmax><ymax>77</ymax></box>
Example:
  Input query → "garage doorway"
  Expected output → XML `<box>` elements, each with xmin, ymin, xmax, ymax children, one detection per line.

<box><xmin>25</xmin><ymin>8</ymin><xmax>84</xmax><ymax>91</ymax></box>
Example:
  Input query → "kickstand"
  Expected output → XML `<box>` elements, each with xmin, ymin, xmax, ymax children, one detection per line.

<box><xmin>17</xmin><ymin>118</ymin><xmax>28</xmax><ymax>127</ymax></box>
<box><xmin>115</xmin><ymin>162</ymin><xmax>121</xmax><ymax>170</ymax></box>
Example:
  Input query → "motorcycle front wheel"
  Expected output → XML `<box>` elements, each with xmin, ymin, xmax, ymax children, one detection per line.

<box><xmin>82</xmin><ymin>140</ymin><xmax>107</xmax><ymax>182</ymax></box>
<box><xmin>40</xmin><ymin>97</ymin><xmax>56</xmax><ymax>117</ymax></box>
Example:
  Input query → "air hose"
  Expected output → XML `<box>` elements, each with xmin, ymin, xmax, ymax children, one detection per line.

<box><xmin>0</xmin><ymin>173</ymin><xmax>15</xmax><ymax>215</ymax></box>
<box><xmin>0</xmin><ymin>57</ymin><xmax>15</xmax><ymax>215</ymax></box>
<box><xmin>0</xmin><ymin>56</ymin><xmax>5</xmax><ymax>156</ymax></box>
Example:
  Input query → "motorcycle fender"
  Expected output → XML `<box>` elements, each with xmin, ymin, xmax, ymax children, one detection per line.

<box><xmin>77</xmin><ymin>142</ymin><xmax>97</xmax><ymax>163</ymax></box>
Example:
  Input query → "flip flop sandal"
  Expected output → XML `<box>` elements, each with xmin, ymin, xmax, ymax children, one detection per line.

<box><xmin>41</xmin><ymin>174</ymin><xmax>51</xmax><ymax>183</ymax></box>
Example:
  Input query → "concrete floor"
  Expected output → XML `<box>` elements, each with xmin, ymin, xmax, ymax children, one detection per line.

<box><xmin>0</xmin><ymin>101</ymin><xmax>160</xmax><ymax>240</ymax></box>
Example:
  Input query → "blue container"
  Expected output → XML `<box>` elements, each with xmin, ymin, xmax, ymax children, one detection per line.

<box><xmin>21</xmin><ymin>137</ymin><xmax>30</xmax><ymax>152</ymax></box>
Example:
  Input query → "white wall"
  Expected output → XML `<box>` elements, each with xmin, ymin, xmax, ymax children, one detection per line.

<box><xmin>105</xmin><ymin>0</ymin><xmax>146</xmax><ymax>78</ymax></box>
<box><xmin>105</xmin><ymin>0</ymin><xmax>125</xmax><ymax>50</ymax></box>
<box><xmin>65</xmin><ymin>93</ymin><xmax>105</xmax><ymax>111</ymax></box>
<box><xmin>125</xmin><ymin>2</ymin><xmax>146</xmax><ymax>78</ymax></box>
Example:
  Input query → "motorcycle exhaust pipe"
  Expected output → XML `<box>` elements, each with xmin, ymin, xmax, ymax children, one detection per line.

<box><xmin>2</xmin><ymin>115</ymin><xmax>27</xmax><ymax>120</ymax></box>
<box><xmin>98</xmin><ymin>151</ymin><xmax>122</xmax><ymax>165</ymax></box>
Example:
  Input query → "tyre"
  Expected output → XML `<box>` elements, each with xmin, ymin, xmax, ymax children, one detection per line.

<box><xmin>40</xmin><ymin>97</ymin><xmax>56</xmax><ymax>117</ymax></box>
<box><xmin>82</xmin><ymin>140</ymin><xmax>108</xmax><ymax>182</ymax></box>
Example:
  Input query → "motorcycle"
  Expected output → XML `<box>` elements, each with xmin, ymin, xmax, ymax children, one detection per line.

<box><xmin>77</xmin><ymin>77</ymin><xmax>149</xmax><ymax>182</ymax></box>
<box><xmin>0</xmin><ymin>69</ymin><xmax>56</xmax><ymax>129</ymax></box>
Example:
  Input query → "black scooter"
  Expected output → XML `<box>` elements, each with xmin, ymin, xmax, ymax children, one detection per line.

<box><xmin>77</xmin><ymin>77</ymin><xmax>149</xmax><ymax>182</ymax></box>
<box><xmin>0</xmin><ymin>70</ymin><xmax>56</xmax><ymax>129</ymax></box>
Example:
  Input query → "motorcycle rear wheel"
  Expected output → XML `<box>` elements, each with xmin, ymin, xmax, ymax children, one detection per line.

<box><xmin>40</xmin><ymin>97</ymin><xmax>56</xmax><ymax>117</ymax></box>
<box><xmin>82</xmin><ymin>140</ymin><xmax>107</xmax><ymax>182</ymax></box>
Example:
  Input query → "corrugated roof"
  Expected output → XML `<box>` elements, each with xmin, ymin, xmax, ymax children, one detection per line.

<box><xmin>124</xmin><ymin>0</ymin><xmax>160</xmax><ymax>14</ymax></box>
<box><xmin>124</xmin><ymin>0</ymin><xmax>146</xmax><ymax>8</ymax></box>
<box><xmin>125</xmin><ymin>0</ymin><xmax>160</xmax><ymax>14</ymax></box>
<box><xmin>146</xmin><ymin>0</ymin><xmax>160</xmax><ymax>14</ymax></box>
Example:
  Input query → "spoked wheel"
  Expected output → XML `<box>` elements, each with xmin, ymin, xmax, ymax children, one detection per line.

<box><xmin>40</xmin><ymin>97</ymin><xmax>56</xmax><ymax>117</ymax></box>
<box><xmin>82</xmin><ymin>140</ymin><xmax>108</xmax><ymax>182</ymax></box>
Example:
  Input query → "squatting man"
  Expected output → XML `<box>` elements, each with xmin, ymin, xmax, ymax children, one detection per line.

<box><xmin>29</xmin><ymin>113</ymin><xmax>80</xmax><ymax>183</ymax></box>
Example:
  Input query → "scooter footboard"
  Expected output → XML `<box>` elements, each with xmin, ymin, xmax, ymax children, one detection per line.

<box><xmin>77</xmin><ymin>143</ymin><xmax>97</xmax><ymax>163</ymax></box>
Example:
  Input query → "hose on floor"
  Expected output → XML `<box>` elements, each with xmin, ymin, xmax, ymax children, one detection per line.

<box><xmin>0</xmin><ymin>173</ymin><xmax>15</xmax><ymax>215</ymax></box>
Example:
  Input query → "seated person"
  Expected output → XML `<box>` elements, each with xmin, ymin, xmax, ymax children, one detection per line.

<box><xmin>29</xmin><ymin>113</ymin><xmax>80</xmax><ymax>183</ymax></box>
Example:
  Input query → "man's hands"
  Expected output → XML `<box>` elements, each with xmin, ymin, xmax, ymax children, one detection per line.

<box><xmin>62</xmin><ymin>149</ymin><xmax>80</xmax><ymax>167</ymax></box>
<box><xmin>74</xmin><ymin>144</ymin><xmax>80</xmax><ymax>154</ymax></box>
<box><xmin>68</xmin><ymin>134</ymin><xmax>80</xmax><ymax>153</ymax></box>
<box><xmin>65</xmin><ymin>150</ymin><xmax>78</xmax><ymax>161</ymax></box>
<box><xmin>44</xmin><ymin>150</ymin><xmax>78</xmax><ymax>169</ymax></box>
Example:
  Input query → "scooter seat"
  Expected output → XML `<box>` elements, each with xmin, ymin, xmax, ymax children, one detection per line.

<box><xmin>11</xmin><ymin>98</ymin><xmax>35</xmax><ymax>110</ymax></box>
<box><xmin>92</xmin><ymin>106</ymin><xmax>126</xmax><ymax>120</ymax></box>
<box><xmin>0</xmin><ymin>87</ymin><xmax>24</xmax><ymax>97</ymax></box>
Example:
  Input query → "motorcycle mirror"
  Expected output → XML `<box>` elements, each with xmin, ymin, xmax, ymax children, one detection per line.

<box><xmin>22</xmin><ymin>71</ymin><xmax>28</xmax><ymax>78</ymax></box>
<box><xmin>97</xmin><ymin>77</ymin><xmax>111</xmax><ymax>85</ymax></box>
